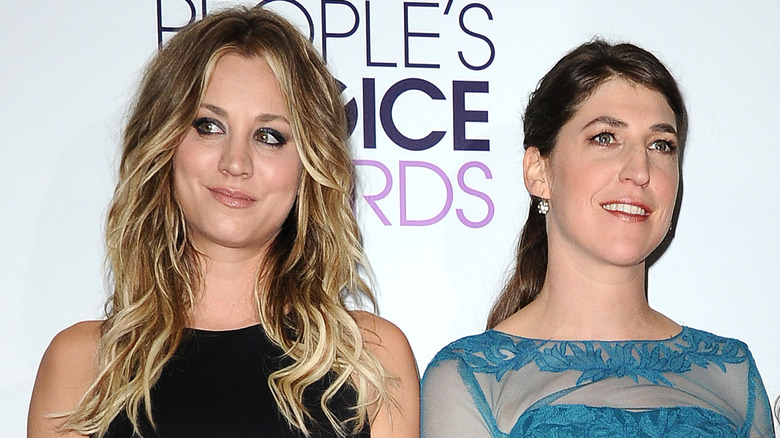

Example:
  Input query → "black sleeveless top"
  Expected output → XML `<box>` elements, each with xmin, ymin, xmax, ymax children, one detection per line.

<box><xmin>104</xmin><ymin>325</ymin><xmax>370</xmax><ymax>437</ymax></box>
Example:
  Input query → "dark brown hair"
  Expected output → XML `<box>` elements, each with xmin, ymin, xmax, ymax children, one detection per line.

<box><xmin>487</xmin><ymin>39</ymin><xmax>688</xmax><ymax>329</ymax></box>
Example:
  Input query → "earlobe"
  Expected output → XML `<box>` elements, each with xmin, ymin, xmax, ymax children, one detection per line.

<box><xmin>523</xmin><ymin>147</ymin><xmax>550</xmax><ymax>198</ymax></box>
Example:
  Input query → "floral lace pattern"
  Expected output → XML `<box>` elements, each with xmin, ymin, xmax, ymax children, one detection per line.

<box><xmin>437</xmin><ymin>328</ymin><xmax>746</xmax><ymax>386</ymax></box>
<box><xmin>512</xmin><ymin>405</ymin><xmax>736</xmax><ymax>438</ymax></box>
<box><xmin>422</xmin><ymin>327</ymin><xmax>775</xmax><ymax>438</ymax></box>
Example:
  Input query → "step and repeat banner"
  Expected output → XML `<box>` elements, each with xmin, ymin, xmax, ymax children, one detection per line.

<box><xmin>2</xmin><ymin>1</ymin><xmax>779</xmax><ymax>433</ymax></box>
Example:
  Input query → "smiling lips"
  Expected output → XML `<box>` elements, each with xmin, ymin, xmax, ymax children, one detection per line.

<box><xmin>601</xmin><ymin>202</ymin><xmax>651</xmax><ymax>222</ymax></box>
<box><xmin>208</xmin><ymin>187</ymin><xmax>256</xmax><ymax>209</ymax></box>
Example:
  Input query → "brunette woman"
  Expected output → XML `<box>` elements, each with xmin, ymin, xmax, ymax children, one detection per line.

<box><xmin>422</xmin><ymin>40</ymin><xmax>773</xmax><ymax>437</ymax></box>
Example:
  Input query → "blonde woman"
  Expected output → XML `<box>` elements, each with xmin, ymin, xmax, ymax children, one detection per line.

<box><xmin>28</xmin><ymin>6</ymin><xmax>418</xmax><ymax>438</ymax></box>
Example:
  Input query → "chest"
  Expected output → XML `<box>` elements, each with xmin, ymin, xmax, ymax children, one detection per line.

<box><xmin>102</xmin><ymin>327</ymin><xmax>368</xmax><ymax>438</ymax></box>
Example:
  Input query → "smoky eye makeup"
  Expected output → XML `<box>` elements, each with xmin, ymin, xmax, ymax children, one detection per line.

<box><xmin>192</xmin><ymin>117</ymin><xmax>225</xmax><ymax>135</ymax></box>
<box><xmin>254</xmin><ymin>127</ymin><xmax>287</xmax><ymax>146</ymax></box>
<box><xmin>189</xmin><ymin>112</ymin><xmax>290</xmax><ymax>147</ymax></box>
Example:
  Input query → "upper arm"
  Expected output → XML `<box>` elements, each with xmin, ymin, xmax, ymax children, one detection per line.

<box><xmin>352</xmin><ymin>311</ymin><xmax>420</xmax><ymax>438</ymax></box>
<box><xmin>28</xmin><ymin>321</ymin><xmax>101</xmax><ymax>438</ymax></box>
<box><xmin>421</xmin><ymin>355</ymin><xmax>493</xmax><ymax>438</ymax></box>
<box><xmin>743</xmin><ymin>346</ymin><xmax>776</xmax><ymax>437</ymax></box>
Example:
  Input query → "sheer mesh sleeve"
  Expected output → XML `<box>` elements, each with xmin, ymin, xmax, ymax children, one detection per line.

<box><xmin>744</xmin><ymin>346</ymin><xmax>775</xmax><ymax>437</ymax></box>
<box><xmin>421</xmin><ymin>356</ymin><xmax>497</xmax><ymax>437</ymax></box>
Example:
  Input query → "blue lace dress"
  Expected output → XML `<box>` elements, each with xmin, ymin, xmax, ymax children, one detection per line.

<box><xmin>421</xmin><ymin>327</ymin><xmax>774</xmax><ymax>437</ymax></box>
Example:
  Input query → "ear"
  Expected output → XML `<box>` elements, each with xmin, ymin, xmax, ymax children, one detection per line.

<box><xmin>523</xmin><ymin>146</ymin><xmax>551</xmax><ymax>199</ymax></box>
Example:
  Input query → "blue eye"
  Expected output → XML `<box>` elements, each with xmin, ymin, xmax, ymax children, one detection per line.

<box><xmin>254</xmin><ymin>128</ymin><xmax>287</xmax><ymax>146</ymax></box>
<box><xmin>192</xmin><ymin>117</ymin><xmax>224</xmax><ymax>135</ymax></box>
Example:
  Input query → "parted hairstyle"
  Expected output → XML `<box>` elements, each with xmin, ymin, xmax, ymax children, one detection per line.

<box><xmin>62</xmin><ymin>6</ymin><xmax>390</xmax><ymax>437</ymax></box>
<box><xmin>487</xmin><ymin>40</ymin><xmax>688</xmax><ymax>329</ymax></box>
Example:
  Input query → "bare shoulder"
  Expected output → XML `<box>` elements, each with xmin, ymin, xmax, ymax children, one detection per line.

<box><xmin>350</xmin><ymin>311</ymin><xmax>420</xmax><ymax>438</ymax></box>
<box><xmin>51</xmin><ymin>320</ymin><xmax>101</xmax><ymax>351</ymax></box>
<box><xmin>28</xmin><ymin>320</ymin><xmax>102</xmax><ymax>438</ymax></box>
<box><xmin>40</xmin><ymin>320</ymin><xmax>102</xmax><ymax>376</ymax></box>
<box><xmin>351</xmin><ymin>311</ymin><xmax>409</xmax><ymax>349</ymax></box>
<box><xmin>350</xmin><ymin>311</ymin><xmax>418</xmax><ymax>372</ymax></box>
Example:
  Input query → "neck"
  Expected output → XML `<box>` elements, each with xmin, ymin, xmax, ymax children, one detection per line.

<box><xmin>188</xmin><ymin>247</ymin><xmax>267</xmax><ymax>330</ymax></box>
<box><xmin>496</xmin><ymin>246</ymin><xmax>679</xmax><ymax>341</ymax></box>
<box><xmin>532</xmin><ymin>261</ymin><xmax>651</xmax><ymax>339</ymax></box>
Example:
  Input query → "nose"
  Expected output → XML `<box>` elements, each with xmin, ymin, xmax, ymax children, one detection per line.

<box><xmin>218</xmin><ymin>135</ymin><xmax>253</xmax><ymax>178</ymax></box>
<box><xmin>618</xmin><ymin>145</ymin><xmax>650</xmax><ymax>187</ymax></box>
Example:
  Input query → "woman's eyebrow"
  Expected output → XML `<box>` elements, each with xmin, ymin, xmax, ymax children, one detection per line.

<box><xmin>582</xmin><ymin>116</ymin><xmax>677</xmax><ymax>136</ymax></box>
<box><xmin>582</xmin><ymin>115</ymin><xmax>627</xmax><ymax>130</ymax></box>
<box><xmin>202</xmin><ymin>103</ymin><xmax>227</xmax><ymax>117</ymax></box>
<box><xmin>255</xmin><ymin>113</ymin><xmax>289</xmax><ymax>124</ymax></box>
<box><xmin>201</xmin><ymin>103</ymin><xmax>289</xmax><ymax>124</ymax></box>
<box><xmin>650</xmin><ymin>123</ymin><xmax>677</xmax><ymax>135</ymax></box>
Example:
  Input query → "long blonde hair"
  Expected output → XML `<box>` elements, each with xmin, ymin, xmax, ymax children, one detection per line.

<box><xmin>63</xmin><ymin>6</ymin><xmax>390</xmax><ymax>437</ymax></box>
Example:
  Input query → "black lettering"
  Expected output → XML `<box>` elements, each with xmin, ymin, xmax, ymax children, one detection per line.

<box><xmin>380</xmin><ymin>78</ymin><xmax>446</xmax><ymax>151</ymax></box>
<box><xmin>453</xmin><ymin>80</ymin><xmax>489</xmax><ymax>151</ymax></box>
<box><xmin>403</xmin><ymin>2</ymin><xmax>440</xmax><ymax>68</ymax></box>
<box><xmin>259</xmin><ymin>0</ymin><xmax>315</xmax><ymax>41</ymax></box>
<box><xmin>458</xmin><ymin>3</ymin><xmax>495</xmax><ymax>71</ymax></box>
<box><xmin>157</xmin><ymin>0</ymin><xmax>206</xmax><ymax>46</ymax></box>
<box><xmin>322</xmin><ymin>0</ymin><xmax>360</xmax><ymax>62</ymax></box>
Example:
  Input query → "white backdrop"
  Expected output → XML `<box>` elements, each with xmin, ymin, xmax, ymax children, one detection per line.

<box><xmin>2</xmin><ymin>1</ymin><xmax>779</xmax><ymax>435</ymax></box>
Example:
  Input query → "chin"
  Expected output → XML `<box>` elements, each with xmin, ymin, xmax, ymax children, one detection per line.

<box><xmin>191</xmin><ymin>228</ymin><xmax>277</xmax><ymax>254</ymax></box>
<box><xmin>600</xmin><ymin>247</ymin><xmax>655</xmax><ymax>268</ymax></box>
<box><xmin>601</xmin><ymin>234</ymin><xmax>667</xmax><ymax>266</ymax></box>
<box><xmin>609</xmin><ymin>258</ymin><xmax>648</xmax><ymax>269</ymax></box>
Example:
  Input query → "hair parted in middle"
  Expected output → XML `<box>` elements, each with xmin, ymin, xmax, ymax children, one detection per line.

<box><xmin>487</xmin><ymin>39</ymin><xmax>688</xmax><ymax>329</ymax></box>
<box><xmin>63</xmin><ymin>6</ymin><xmax>390</xmax><ymax>437</ymax></box>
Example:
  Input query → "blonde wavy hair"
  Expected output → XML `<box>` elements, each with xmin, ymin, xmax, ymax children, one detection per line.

<box><xmin>62</xmin><ymin>6</ymin><xmax>390</xmax><ymax>437</ymax></box>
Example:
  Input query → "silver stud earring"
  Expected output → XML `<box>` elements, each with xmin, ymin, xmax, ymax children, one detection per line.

<box><xmin>537</xmin><ymin>199</ymin><xmax>550</xmax><ymax>215</ymax></box>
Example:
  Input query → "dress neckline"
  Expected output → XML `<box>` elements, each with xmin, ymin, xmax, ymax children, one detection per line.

<box><xmin>487</xmin><ymin>325</ymin><xmax>688</xmax><ymax>344</ymax></box>
<box><xmin>186</xmin><ymin>323</ymin><xmax>263</xmax><ymax>335</ymax></box>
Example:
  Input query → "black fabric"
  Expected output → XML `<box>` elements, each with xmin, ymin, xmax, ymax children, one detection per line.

<box><xmin>103</xmin><ymin>325</ymin><xmax>369</xmax><ymax>438</ymax></box>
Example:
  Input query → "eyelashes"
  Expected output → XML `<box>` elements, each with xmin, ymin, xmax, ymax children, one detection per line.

<box><xmin>193</xmin><ymin>117</ymin><xmax>224</xmax><ymax>135</ymax></box>
<box><xmin>253</xmin><ymin>128</ymin><xmax>286</xmax><ymax>146</ymax></box>
<box><xmin>589</xmin><ymin>131</ymin><xmax>678</xmax><ymax>154</ymax></box>
<box><xmin>648</xmin><ymin>139</ymin><xmax>678</xmax><ymax>154</ymax></box>
<box><xmin>590</xmin><ymin>131</ymin><xmax>616</xmax><ymax>146</ymax></box>
<box><xmin>192</xmin><ymin>117</ymin><xmax>288</xmax><ymax>147</ymax></box>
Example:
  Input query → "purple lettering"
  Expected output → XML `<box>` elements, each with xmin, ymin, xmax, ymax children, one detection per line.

<box><xmin>399</xmin><ymin>161</ymin><xmax>453</xmax><ymax>226</ymax></box>
<box><xmin>456</xmin><ymin>161</ymin><xmax>494</xmax><ymax>228</ymax></box>
<box><xmin>354</xmin><ymin>159</ymin><xmax>393</xmax><ymax>225</ymax></box>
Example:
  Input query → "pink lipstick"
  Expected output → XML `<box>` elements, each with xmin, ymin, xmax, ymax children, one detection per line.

<box><xmin>208</xmin><ymin>187</ymin><xmax>256</xmax><ymax>209</ymax></box>
<box><xmin>600</xmin><ymin>201</ymin><xmax>651</xmax><ymax>222</ymax></box>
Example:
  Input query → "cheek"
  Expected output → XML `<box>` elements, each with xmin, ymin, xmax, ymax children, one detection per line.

<box><xmin>171</xmin><ymin>154</ymin><xmax>185</xmax><ymax>197</ymax></box>
<box><xmin>270</xmin><ymin>155</ymin><xmax>304</xmax><ymax>193</ymax></box>
<box><xmin>656</xmin><ymin>165</ymin><xmax>680</xmax><ymax>204</ymax></box>
<box><xmin>172</xmin><ymin>140</ymin><xmax>198</xmax><ymax>179</ymax></box>
<box><xmin>171</xmin><ymin>165</ymin><xmax>193</xmax><ymax>221</ymax></box>
<box><xmin>172</xmin><ymin>138</ymin><xmax>218</xmax><ymax>184</ymax></box>
<box><xmin>550</xmin><ymin>159</ymin><xmax>604</xmax><ymax>202</ymax></box>
<box><xmin>171</xmin><ymin>153</ymin><xmax>193</xmax><ymax>198</ymax></box>
<box><xmin>171</xmin><ymin>143</ymin><xmax>207</xmax><ymax>207</ymax></box>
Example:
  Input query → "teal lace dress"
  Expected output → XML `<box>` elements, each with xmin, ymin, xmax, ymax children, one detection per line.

<box><xmin>421</xmin><ymin>327</ymin><xmax>774</xmax><ymax>437</ymax></box>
